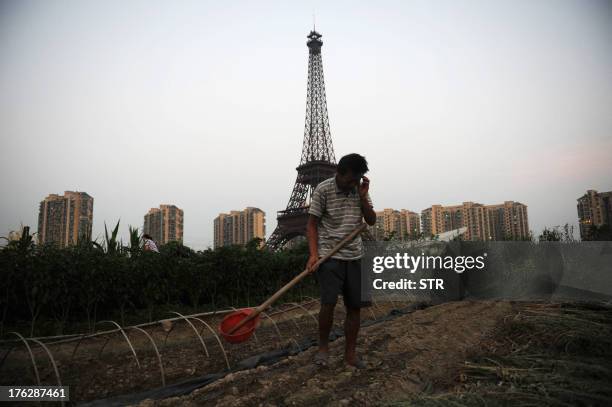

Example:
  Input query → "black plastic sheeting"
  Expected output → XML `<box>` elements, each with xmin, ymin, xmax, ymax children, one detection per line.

<box><xmin>78</xmin><ymin>302</ymin><xmax>430</xmax><ymax>407</ymax></box>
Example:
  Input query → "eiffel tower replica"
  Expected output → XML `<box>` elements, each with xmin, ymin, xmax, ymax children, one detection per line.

<box><xmin>266</xmin><ymin>30</ymin><xmax>337</xmax><ymax>251</ymax></box>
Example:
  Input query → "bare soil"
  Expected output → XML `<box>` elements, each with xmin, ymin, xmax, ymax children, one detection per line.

<box><xmin>0</xmin><ymin>300</ymin><xmax>400</xmax><ymax>403</ymax></box>
<box><xmin>4</xmin><ymin>300</ymin><xmax>609</xmax><ymax>406</ymax></box>
<box><xmin>139</xmin><ymin>300</ymin><xmax>517</xmax><ymax>406</ymax></box>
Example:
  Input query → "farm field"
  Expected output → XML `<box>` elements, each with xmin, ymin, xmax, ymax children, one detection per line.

<box><xmin>145</xmin><ymin>300</ymin><xmax>612</xmax><ymax>407</ymax></box>
<box><xmin>4</xmin><ymin>299</ymin><xmax>610</xmax><ymax>406</ymax></box>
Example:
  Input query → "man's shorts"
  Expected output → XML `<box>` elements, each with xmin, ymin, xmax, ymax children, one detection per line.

<box><xmin>316</xmin><ymin>258</ymin><xmax>371</xmax><ymax>309</ymax></box>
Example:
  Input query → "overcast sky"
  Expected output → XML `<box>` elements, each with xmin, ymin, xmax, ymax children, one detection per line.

<box><xmin>1</xmin><ymin>0</ymin><xmax>611</xmax><ymax>249</ymax></box>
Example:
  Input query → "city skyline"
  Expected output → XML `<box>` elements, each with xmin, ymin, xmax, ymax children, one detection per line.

<box><xmin>8</xmin><ymin>188</ymin><xmax>612</xmax><ymax>247</ymax></box>
<box><xmin>421</xmin><ymin>201</ymin><xmax>529</xmax><ymax>241</ymax></box>
<box><xmin>1</xmin><ymin>1</ymin><xmax>611</xmax><ymax>249</ymax></box>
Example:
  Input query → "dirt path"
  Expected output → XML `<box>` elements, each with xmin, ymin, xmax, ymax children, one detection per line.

<box><xmin>144</xmin><ymin>300</ymin><xmax>516</xmax><ymax>406</ymax></box>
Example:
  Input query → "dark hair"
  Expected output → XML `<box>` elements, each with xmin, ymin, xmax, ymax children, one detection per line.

<box><xmin>337</xmin><ymin>153</ymin><xmax>368</xmax><ymax>176</ymax></box>
<box><xmin>143</xmin><ymin>234</ymin><xmax>152</xmax><ymax>240</ymax></box>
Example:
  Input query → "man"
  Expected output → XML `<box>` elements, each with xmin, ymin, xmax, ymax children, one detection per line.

<box><xmin>142</xmin><ymin>234</ymin><xmax>160</xmax><ymax>253</ymax></box>
<box><xmin>306</xmin><ymin>153</ymin><xmax>376</xmax><ymax>369</ymax></box>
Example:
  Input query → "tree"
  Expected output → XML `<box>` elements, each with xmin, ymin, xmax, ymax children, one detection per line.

<box><xmin>590</xmin><ymin>224</ymin><xmax>612</xmax><ymax>241</ymax></box>
<box><xmin>48</xmin><ymin>246</ymin><xmax>77</xmax><ymax>334</ymax></box>
<box><xmin>502</xmin><ymin>231</ymin><xmax>534</xmax><ymax>241</ymax></box>
<box><xmin>0</xmin><ymin>226</ymin><xmax>36</xmax><ymax>335</ymax></box>
<box><xmin>126</xmin><ymin>226</ymin><xmax>142</xmax><ymax>257</ymax></box>
<box><xmin>539</xmin><ymin>227</ymin><xmax>562</xmax><ymax>242</ymax></box>
<box><xmin>76</xmin><ymin>247</ymin><xmax>108</xmax><ymax>332</ymax></box>
<box><xmin>102</xmin><ymin>220</ymin><xmax>121</xmax><ymax>255</ymax></box>
<box><xmin>382</xmin><ymin>231</ymin><xmax>398</xmax><ymax>241</ymax></box>
<box><xmin>562</xmin><ymin>223</ymin><xmax>576</xmax><ymax>242</ymax></box>
<box><xmin>539</xmin><ymin>224</ymin><xmax>576</xmax><ymax>243</ymax></box>
<box><xmin>134</xmin><ymin>252</ymin><xmax>164</xmax><ymax>322</ymax></box>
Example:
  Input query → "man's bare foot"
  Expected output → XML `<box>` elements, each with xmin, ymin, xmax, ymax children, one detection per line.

<box><xmin>345</xmin><ymin>354</ymin><xmax>367</xmax><ymax>369</ymax></box>
<box><xmin>346</xmin><ymin>358</ymin><xmax>367</xmax><ymax>369</ymax></box>
<box><xmin>314</xmin><ymin>351</ymin><xmax>329</xmax><ymax>367</ymax></box>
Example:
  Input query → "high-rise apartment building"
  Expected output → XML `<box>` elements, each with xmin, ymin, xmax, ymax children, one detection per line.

<box><xmin>421</xmin><ymin>204</ymin><xmax>464</xmax><ymax>237</ymax></box>
<box><xmin>143</xmin><ymin>204</ymin><xmax>184</xmax><ymax>245</ymax></box>
<box><xmin>401</xmin><ymin>210</ymin><xmax>421</xmax><ymax>240</ymax></box>
<box><xmin>369</xmin><ymin>208</ymin><xmax>421</xmax><ymax>240</ymax></box>
<box><xmin>486</xmin><ymin>201</ymin><xmax>530</xmax><ymax>240</ymax></box>
<box><xmin>577</xmin><ymin>189</ymin><xmax>612</xmax><ymax>240</ymax></box>
<box><xmin>370</xmin><ymin>209</ymin><xmax>399</xmax><ymax>240</ymax></box>
<box><xmin>37</xmin><ymin>191</ymin><xmax>94</xmax><ymax>247</ymax></box>
<box><xmin>213</xmin><ymin>207</ymin><xmax>265</xmax><ymax>248</ymax></box>
<box><xmin>421</xmin><ymin>201</ymin><xmax>529</xmax><ymax>241</ymax></box>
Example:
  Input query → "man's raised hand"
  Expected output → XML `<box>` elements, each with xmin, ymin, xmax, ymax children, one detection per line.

<box><xmin>358</xmin><ymin>176</ymin><xmax>370</xmax><ymax>199</ymax></box>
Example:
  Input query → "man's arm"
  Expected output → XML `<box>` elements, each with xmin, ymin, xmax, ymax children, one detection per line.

<box><xmin>358</xmin><ymin>176</ymin><xmax>377</xmax><ymax>226</ymax></box>
<box><xmin>361</xmin><ymin>198</ymin><xmax>376</xmax><ymax>226</ymax></box>
<box><xmin>306</xmin><ymin>214</ymin><xmax>320</xmax><ymax>272</ymax></box>
<box><xmin>307</xmin><ymin>181</ymin><xmax>325</xmax><ymax>272</ymax></box>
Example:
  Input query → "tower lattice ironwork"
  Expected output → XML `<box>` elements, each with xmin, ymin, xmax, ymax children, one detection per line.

<box><xmin>266</xmin><ymin>30</ymin><xmax>337</xmax><ymax>251</ymax></box>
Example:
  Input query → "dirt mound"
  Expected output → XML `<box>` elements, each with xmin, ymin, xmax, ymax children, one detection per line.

<box><xmin>144</xmin><ymin>300</ymin><xmax>515</xmax><ymax>406</ymax></box>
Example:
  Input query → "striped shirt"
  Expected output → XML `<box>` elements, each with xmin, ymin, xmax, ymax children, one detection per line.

<box><xmin>309</xmin><ymin>176</ymin><xmax>373</xmax><ymax>260</ymax></box>
<box><xmin>143</xmin><ymin>238</ymin><xmax>159</xmax><ymax>253</ymax></box>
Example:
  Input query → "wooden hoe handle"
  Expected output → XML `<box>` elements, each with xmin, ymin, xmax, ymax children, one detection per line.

<box><xmin>227</xmin><ymin>223</ymin><xmax>368</xmax><ymax>335</ymax></box>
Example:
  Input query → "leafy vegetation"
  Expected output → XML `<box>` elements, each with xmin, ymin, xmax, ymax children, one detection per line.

<box><xmin>0</xmin><ymin>224</ymin><xmax>312</xmax><ymax>337</ymax></box>
<box><xmin>538</xmin><ymin>223</ymin><xmax>576</xmax><ymax>242</ymax></box>
<box><xmin>587</xmin><ymin>224</ymin><xmax>612</xmax><ymax>241</ymax></box>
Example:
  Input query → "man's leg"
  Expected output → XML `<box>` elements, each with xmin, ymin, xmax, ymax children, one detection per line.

<box><xmin>318</xmin><ymin>303</ymin><xmax>336</xmax><ymax>353</ymax></box>
<box><xmin>344</xmin><ymin>306</ymin><xmax>360</xmax><ymax>365</ymax></box>
<box><xmin>343</xmin><ymin>259</ymin><xmax>369</xmax><ymax>366</ymax></box>
<box><xmin>316</xmin><ymin>259</ymin><xmax>343</xmax><ymax>357</ymax></box>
